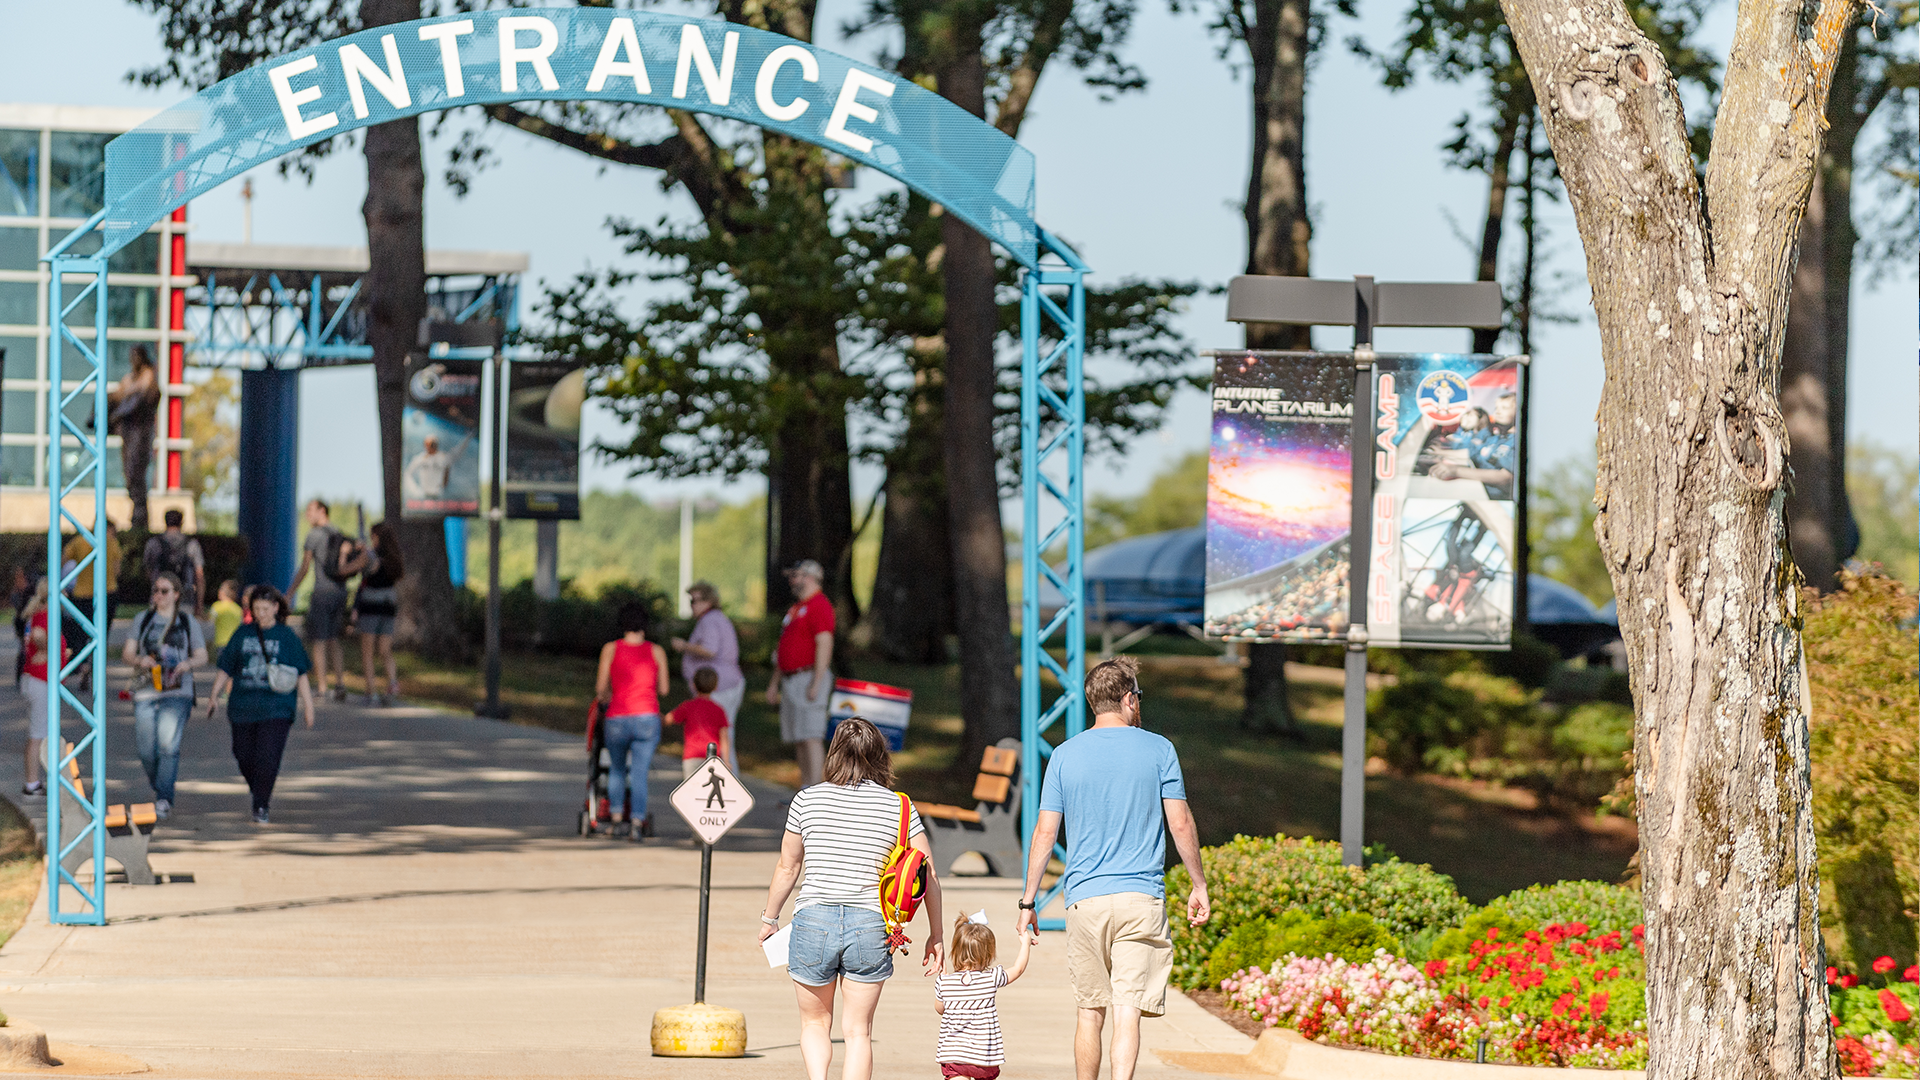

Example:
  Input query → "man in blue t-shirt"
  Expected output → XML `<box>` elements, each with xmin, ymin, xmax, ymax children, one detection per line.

<box><xmin>1017</xmin><ymin>656</ymin><xmax>1210</xmax><ymax>1080</ymax></box>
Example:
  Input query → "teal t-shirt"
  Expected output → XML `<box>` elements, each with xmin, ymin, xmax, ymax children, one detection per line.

<box><xmin>216</xmin><ymin>623</ymin><xmax>310</xmax><ymax>723</ymax></box>
<box><xmin>1039</xmin><ymin>726</ymin><xmax>1187</xmax><ymax>906</ymax></box>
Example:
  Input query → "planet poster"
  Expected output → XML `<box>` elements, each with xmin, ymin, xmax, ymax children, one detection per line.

<box><xmin>503</xmin><ymin>360</ymin><xmax>586</xmax><ymax>520</ymax></box>
<box><xmin>401</xmin><ymin>357</ymin><xmax>484</xmax><ymax>518</ymax></box>
<box><xmin>1202</xmin><ymin>351</ymin><xmax>1524</xmax><ymax>649</ymax></box>
<box><xmin>1203</xmin><ymin>352</ymin><xmax>1354</xmax><ymax>642</ymax></box>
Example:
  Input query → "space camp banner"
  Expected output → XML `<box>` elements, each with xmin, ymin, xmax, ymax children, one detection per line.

<box><xmin>1202</xmin><ymin>351</ymin><xmax>1523</xmax><ymax>648</ymax></box>
<box><xmin>504</xmin><ymin>361</ymin><xmax>586</xmax><ymax>520</ymax></box>
<box><xmin>401</xmin><ymin>357</ymin><xmax>484</xmax><ymax>518</ymax></box>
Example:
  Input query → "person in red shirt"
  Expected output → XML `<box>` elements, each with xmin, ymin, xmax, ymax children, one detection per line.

<box><xmin>764</xmin><ymin>559</ymin><xmax>835</xmax><ymax>787</ymax></box>
<box><xmin>669</xmin><ymin>667</ymin><xmax>732</xmax><ymax>777</ymax></box>
<box><xmin>17</xmin><ymin>579</ymin><xmax>65</xmax><ymax>796</ymax></box>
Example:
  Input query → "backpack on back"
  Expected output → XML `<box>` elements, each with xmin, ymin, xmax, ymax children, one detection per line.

<box><xmin>322</xmin><ymin>530</ymin><xmax>358</xmax><ymax>585</ymax></box>
<box><xmin>878</xmin><ymin>792</ymin><xmax>929</xmax><ymax>954</ymax></box>
<box><xmin>149</xmin><ymin>534</ymin><xmax>197</xmax><ymax>590</ymax></box>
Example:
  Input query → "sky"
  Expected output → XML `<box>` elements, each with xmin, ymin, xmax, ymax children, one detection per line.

<box><xmin>2</xmin><ymin>0</ymin><xmax>1914</xmax><ymax>519</ymax></box>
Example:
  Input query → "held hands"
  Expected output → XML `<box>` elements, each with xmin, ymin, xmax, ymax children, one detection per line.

<box><xmin>1016</xmin><ymin>905</ymin><xmax>1038</xmax><ymax>941</ymax></box>
<box><xmin>764</xmin><ymin>684</ymin><xmax>781</xmax><ymax>706</ymax></box>
<box><xmin>1186</xmin><ymin>884</ymin><xmax>1211</xmax><ymax>927</ymax></box>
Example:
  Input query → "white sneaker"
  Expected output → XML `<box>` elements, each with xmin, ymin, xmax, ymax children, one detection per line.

<box><xmin>252</xmin><ymin>808</ymin><xmax>270</xmax><ymax>825</ymax></box>
<box><xmin>154</xmin><ymin>799</ymin><xmax>171</xmax><ymax>820</ymax></box>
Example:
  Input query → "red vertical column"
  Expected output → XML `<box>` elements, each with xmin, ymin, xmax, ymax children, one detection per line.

<box><xmin>166</xmin><ymin>205</ymin><xmax>187</xmax><ymax>492</ymax></box>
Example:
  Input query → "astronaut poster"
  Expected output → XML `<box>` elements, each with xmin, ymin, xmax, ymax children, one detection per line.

<box><xmin>401</xmin><ymin>357</ymin><xmax>484</xmax><ymax>518</ymax></box>
<box><xmin>1203</xmin><ymin>351</ymin><xmax>1522</xmax><ymax>648</ymax></box>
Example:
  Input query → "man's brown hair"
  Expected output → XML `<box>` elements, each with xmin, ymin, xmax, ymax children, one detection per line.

<box><xmin>1084</xmin><ymin>656</ymin><xmax>1141</xmax><ymax>717</ymax></box>
<box><xmin>824</xmin><ymin>716</ymin><xmax>894</xmax><ymax>787</ymax></box>
<box><xmin>950</xmin><ymin>915</ymin><xmax>997</xmax><ymax>971</ymax></box>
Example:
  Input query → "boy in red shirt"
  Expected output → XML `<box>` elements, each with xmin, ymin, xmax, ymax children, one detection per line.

<box><xmin>670</xmin><ymin>667</ymin><xmax>732</xmax><ymax>776</ymax></box>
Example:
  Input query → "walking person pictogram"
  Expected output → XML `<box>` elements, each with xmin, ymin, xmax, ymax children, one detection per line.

<box><xmin>704</xmin><ymin>768</ymin><xmax>727</xmax><ymax>809</ymax></box>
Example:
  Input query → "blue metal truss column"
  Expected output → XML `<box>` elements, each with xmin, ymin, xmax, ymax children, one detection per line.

<box><xmin>43</xmin><ymin>214</ymin><xmax>111</xmax><ymax>925</ymax></box>
<box><xmin>1019</xmin><ymin>231</ymin><xmax>1089</xmax><ymax>932</ymax></box>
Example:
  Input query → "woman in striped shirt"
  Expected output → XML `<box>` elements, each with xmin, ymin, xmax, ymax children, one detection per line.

<box><xmin>759</xmin><ymin>717</ymin><xmax>945</xmax><ymax>1080</ymax></box>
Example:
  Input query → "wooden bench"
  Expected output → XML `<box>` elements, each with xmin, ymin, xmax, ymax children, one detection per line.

<box><xmin>914</xmin><ymin>738</ymin><xmax>1023</xmax><ymax>877</ymax></box>
<box><xmin>57</xmin><ymin>742</ymin><xmax>157</xmax><ymax>886</ymax></box>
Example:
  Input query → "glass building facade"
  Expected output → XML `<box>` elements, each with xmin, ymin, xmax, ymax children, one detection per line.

<box><xmin>0</xmin><ymin>105</ymin><xmax>189</xmax><ymax>527</ymax></box>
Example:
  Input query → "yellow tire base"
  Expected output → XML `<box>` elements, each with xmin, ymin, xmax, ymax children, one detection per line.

<box><xmin>650</xmin><ymin>1003</ymin><xmax>747</xmax><ymax>1057</ymax></box>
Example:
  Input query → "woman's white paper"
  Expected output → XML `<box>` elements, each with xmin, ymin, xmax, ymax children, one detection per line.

<box><xmin>762</xmin><ymin>923</ymin><xmax>792</xmax><ymax>968</ymax></box>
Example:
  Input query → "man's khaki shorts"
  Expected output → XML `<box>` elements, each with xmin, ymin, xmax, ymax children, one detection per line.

<box><xmin>1065</xmin><ymin>892</ymin><xmax>1173</xmax><ymax>1017</ymax></box>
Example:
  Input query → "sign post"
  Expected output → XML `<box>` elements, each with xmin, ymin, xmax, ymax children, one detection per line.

<box><xmin>651</xmin><ymin>745</ymin><xmax>754</xmax><ymax>1057</ymax></box>
<box><xmin>1219</xmin><ymin>276</ymin><xmax>1507</xmax><ymax>867</ymax></box>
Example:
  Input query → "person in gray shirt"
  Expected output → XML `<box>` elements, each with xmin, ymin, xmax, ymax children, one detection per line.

<box><xmin>287</xmin><ymin>500</ymin><xmax>351</xmax><ymax>701</ymax></box>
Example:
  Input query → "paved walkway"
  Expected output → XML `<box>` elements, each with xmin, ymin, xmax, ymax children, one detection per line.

<box><xmin>0</xmin><ymin>644</ymin><xmax>1251</xmax><ymax>1078</ymax></box>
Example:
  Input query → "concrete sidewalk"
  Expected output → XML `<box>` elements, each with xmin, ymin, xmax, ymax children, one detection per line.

<box><xmin>0</xmin><ymin>655</ymin><xmax>1250</xmax><ymax>1078</ymax></box>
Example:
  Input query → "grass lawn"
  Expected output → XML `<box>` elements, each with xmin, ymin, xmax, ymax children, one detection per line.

<box><xmin>390</xmin><ymin>646</ymin><xmax>1635</xmax><ymax>904</ymax></box>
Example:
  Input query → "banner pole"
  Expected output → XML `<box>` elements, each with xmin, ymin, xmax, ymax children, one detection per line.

<box><xmin>1342</xmin><ymin>277</ymin><xmax>1377</xmax><ymax>869</ymax></box>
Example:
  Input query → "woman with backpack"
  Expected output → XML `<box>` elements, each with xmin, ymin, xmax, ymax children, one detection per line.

<box><xmin>206</xmin><ymin>586</ymin><xmax>313</xmax><ymax>826</ymax></box>
<box><xmin>122</xmin><ymin>571</ymin><xmax>208</xmax><ymax>820</ymax></box>
<box><xmin>758</xmin><ymin>717</ymin><xmax>945</xmax><ymax>1080</ymax></box>
<box><xmin>340</xmin><ymin>522</ymin><xmax>403</xmax><ymax>706</ymax></box>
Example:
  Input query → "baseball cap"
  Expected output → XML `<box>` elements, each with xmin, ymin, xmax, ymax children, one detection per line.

<box><xmin>786</xmin><ymin>559</ymin><xmax>825</xmax><ymax>579</ymax></box>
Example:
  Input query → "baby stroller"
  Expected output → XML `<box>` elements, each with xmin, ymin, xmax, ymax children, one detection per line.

<box><xmin>577</xmin><ymin>700</ymin><xmax>617</xmax><ymax>835</ymax></box>
<box><xmin>576</xmin><ymin>700</ymin><xmax>653</xmax><ymax>837</ymax></box>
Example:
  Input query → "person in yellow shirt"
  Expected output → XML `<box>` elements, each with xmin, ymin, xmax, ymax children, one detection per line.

<box><xmin>209</xmin><ymin>580</ymin><xmax>244</xmax><ymax>651</ymax></box>
<box><xmin>60</xmin><ymin>519</ymin><xmax>122</xmax><ymax>678</ymax></box>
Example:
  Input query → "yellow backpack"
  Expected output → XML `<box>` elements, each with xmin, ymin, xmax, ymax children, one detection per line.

<box><xmin>877</xmin><ymin>792</ymin><xmax>928</xmax><ymax>954</ymax></box>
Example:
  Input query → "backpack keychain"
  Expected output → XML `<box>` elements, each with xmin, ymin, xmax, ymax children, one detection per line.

<box><xmin>877</xmin><ymin>791</ymin><xmax>928</xmax><ymax>955</ymax></box>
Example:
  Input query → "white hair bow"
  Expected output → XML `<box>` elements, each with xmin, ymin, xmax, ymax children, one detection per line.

<box><xmin>967</xmin><ymin>909</ymin><xmax>990</xmax><ymax>926</ymax></box>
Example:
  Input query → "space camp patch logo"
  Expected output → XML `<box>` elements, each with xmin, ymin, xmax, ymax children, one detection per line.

<box><xmin>1414</xmin><ymin>370</ymin><xmax>1472</xmax><ymax>425</ymax></box>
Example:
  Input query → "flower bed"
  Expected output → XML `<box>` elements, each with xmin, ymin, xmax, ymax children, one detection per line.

<box><xmin>1220</xmin><ymin>923</ymin><xmax>1649</xmax><ymax>1070</ymax></box>
<box><xmin>1831</xmin><ymin>962</ymin><xmax>1920</xmax><ymax>1077</ymax></box>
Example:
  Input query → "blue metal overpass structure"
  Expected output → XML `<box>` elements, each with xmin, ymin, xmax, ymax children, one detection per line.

<box><xmin>184</xmin><ymin>242</ymin><xmax>523</xmax><ymax>587</ymax></box>
<box><xmin>42</xmin><ymin>8</ymin><xmax>1087</xmax><ymax>924</ymax></box>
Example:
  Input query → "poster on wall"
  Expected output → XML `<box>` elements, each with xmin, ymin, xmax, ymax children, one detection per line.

<box><xmin>1201</xmin><ymin>351</ymin><xmax>1522</xmax><ymax>649</ymax></box>
<box><xmin>504</xmin><ymin>360</ymin><xmax>586</xmax><ymax>520</ymax></box>
<box><xmin>401</xmin><ymin>357</ymin><xmax>484</xmax><ymax>518</ymax></box>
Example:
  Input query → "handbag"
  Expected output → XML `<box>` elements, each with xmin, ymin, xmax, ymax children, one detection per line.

<box><xmin>253</xmin><ymin>623</ymin><xmax>301</xmax><ymax>694</ymax></box>
<box><xmin>877</xmin><ymin>791</ymin><xmax>929</xmax><ymax>954</ymax></box>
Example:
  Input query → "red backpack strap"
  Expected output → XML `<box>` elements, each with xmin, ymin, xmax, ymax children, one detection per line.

<box><xmin>896</xmin><ymin>792</ymin><xmax>911</xmax><ymax>847</ymax></box>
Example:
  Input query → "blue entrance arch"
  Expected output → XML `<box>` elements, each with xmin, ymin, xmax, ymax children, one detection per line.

<box><xmin>44</xmin><ymin>8</ymin><xmax>1085</xmax><ymax>924</ymax></box>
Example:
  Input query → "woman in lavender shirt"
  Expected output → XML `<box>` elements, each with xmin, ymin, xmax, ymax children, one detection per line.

<box><xmin>671</xmin><ymin>581</ymin><xmax>743</xmax><ymax>760</ymax></box>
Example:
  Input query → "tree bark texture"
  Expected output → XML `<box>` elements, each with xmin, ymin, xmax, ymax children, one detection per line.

<box><xmin>1782</xmin><ymin>22</ymin><xmax>1864</xmax><ymax>591</ymax></box>
<box><xmin>1495</xmin><ymin>0</ymin><xmax>1855</xmax><ymax>1071</ymax></box>
<box><xmin>869</xmin><ymin>368</ymin><xmax>955</xmax><ymax>663</ymax></box>
<box><xmin>359</xmin><ymin>0</ymin><xmax>460</xmax><ymax>660</ymax></box>
<box><xmin>940</xmin><ymin>43</ymin><xmax>1024</xmax><ymax>766</ymax></box>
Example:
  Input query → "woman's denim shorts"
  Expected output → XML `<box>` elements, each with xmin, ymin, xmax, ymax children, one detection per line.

<box><xmin>788</xmin><ymin>904</ymin><xmax>894</xmax><ymax>986</ymax></box>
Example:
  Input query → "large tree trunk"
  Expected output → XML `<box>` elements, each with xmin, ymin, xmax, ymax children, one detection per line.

<box><xmin>360</xmin><ymin>0</ymin><xmax>461</xmax><ymax>660</ymax></box>
<box><xmin>765</xmin><ymin>343</ymin><xmax>859</xmax><ymax>630</ymax></box>
<box><xmin>869</xmin><ymin>365</ymin><xmax>955</xmax><ymax>663</ymax></box>
<box><xmin>1238</xmin><ymin>0</ymin><xmax>1312</xmax><ymax>733</ymax></box>
<box><xmin>1496</xmin><ymin>0</ymin><xmax>1854</xmax><ymax>1071</ymax></box>
<box><xmin>939</xmin><ymin>43</ymin><xmax>1022</xmax><ymax>768</ymax></box>
<box><xmin>1781</xmin><ymin>179</ymin><xmax>1840</xmax><ymax>588</ymax></box>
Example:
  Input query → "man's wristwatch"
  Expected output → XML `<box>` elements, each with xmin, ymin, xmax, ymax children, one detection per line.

<box><xmin>1018</xmin><ymin>899</ymin><xmax>1036</xmax><ymax>911</ymax></box>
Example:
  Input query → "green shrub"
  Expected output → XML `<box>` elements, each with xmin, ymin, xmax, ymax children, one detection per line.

<box><xmin>1204</xmin><ymin>910</ymin><xmax>1400</xmax><ymax>985</ymax></box>
<box><xmin>1424</xmin><ymin>903</ymin><xmax>1536</xmax><ymax>960</ymax></box>
<box><xmin>1495</xmin><ymin>880</ymin><xmax>1642</xmax><ymax>937</ymax></box>
<box><xmin>1166</xmin><ymin>834</ymin><xmax>1472</xmax><ymax>989</ymax></box>
<box><xmin>457</xmin><ymin>579</ymin><xmax>674</xmax><ymax>658</ymax></box>
<box><xmin>1805</xmin><ymin>571</ymin><xmax>1920</xmax><ymax>973</ymax></box>
<box><xmin>1551</xmin><ymin>703</ymin><xmax>1634</xmax><ymax>763</ymax></box>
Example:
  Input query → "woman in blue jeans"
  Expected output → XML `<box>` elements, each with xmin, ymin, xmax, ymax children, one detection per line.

<box><xmin>122</xmin><ymin>572</ymin><xmax>206</xmax><ymax>820</ymax></box>
<box><xmin>593</xmin><ymin>602</ymin><xmax>668</xmax><ymax>840</ymax></box>
<box><xmin>759</xmin><ymin>718</ymin><xmax>945</xmax><ymax>1080</ymax></box>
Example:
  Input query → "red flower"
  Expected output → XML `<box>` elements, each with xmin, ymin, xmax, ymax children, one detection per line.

<box><xmin>1590</xmin><ymin>991</ymin><xmax>1609</xmax><ymax>1016</ymax></box>
<box><xmin>1425</xmin><ymin>959</ymin><xmax>1449</xmax><ymax>980</ymax></box>
<box><xmin>1907</xmin><ymin>965</ymin><xmax>1920</xmax><ymax>984</ymax></box>
<box><xmin>1841</xmin><ymin>974</ymin><xmax>1859</xmax><ymax>988</ymax></box>
<box><xmin>1499</xmin><ymin>995</ymin><xmax>1512</xmax><ymax>1008</ymax></box>
<box><xmin>1827</xmin><ymin>966</ymin><xmax>1840</xmax><ymax>985</ymax></box>
<box><xmin>1878</xmin><ymin>988</ymin><xmax>1912</xmax><ymax>1023</ymax></box>
<box><xmin>1835</xmin><ymin>1035</ymin><xmax>1876</xmax><ymax>1076</ymax></box>
<box><xmin>1477</xmin><ymin>995</ymin><xmax>1490</xmax><ymax>1009</ymax></box>
<box><xmin>1874</xmin><ymin>956</ymin><xmax>1897</xmax><ymax>974</ymax></box>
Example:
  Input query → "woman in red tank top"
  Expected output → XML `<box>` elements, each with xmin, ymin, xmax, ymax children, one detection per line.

<box><xmin>594</xmin><ymin>602</ymin><xmax>669</xmax><ymax>840</ymax></box>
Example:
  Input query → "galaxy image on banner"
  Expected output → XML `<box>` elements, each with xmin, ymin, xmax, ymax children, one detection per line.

<box><xmin>1203</xmin><ymin>352</ymin><xmax>1354</xmax><ymax>642</ymax></box>
<box><xmin>1368</xmin><ymin>354</ymin><xmax>1523</xmax><ymax>648</ymax></box>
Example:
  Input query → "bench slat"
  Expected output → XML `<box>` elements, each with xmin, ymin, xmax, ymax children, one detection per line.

<box><xmin>103</xmin><ymin>805</ymin><xmax>128</xmax><ymax>830</ymax></box>
<box><xmin>971</xmin><ymin>774</ymin><xmax>1012</xmax><ymax>804</ymax></box>
<box><xmin>128</xmin><ymin>804</ymin><xmax>158</xmax><ymax>828</ymax></box>
<box><xmin>914</xmin><ymin>802</ymin><xmax>983</xmax><ymax>824</ymax></box>
<box><xmin>978</xmin><ymin>746</ymin><xmax>1019</xmax><ymax>777</ymax></box>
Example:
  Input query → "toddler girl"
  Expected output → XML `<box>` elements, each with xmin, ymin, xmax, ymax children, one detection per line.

<box><xmin>934</xmin><ymin>911</ymin><xmax>1032</xmax><ymax>1079</ymax></box>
